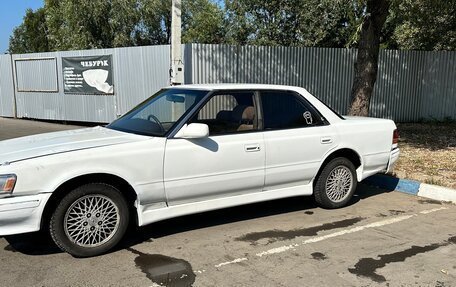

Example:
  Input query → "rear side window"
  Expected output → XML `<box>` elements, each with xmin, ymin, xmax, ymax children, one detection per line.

<box><xmin>261</xmin><ymin>91</ymin><xmax>322</xmax><ymax>130</ymax></box>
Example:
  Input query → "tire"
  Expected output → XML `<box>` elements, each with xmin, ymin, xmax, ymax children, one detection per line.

<box><xmin>313</xmin><ymin>157</ymin><xmax>357</xmax><ymax>209</ymax></box>
<box><xmin>50</xmin><ymin>183</ymin><xmax>129</xmax><ymax>257</ymax></box>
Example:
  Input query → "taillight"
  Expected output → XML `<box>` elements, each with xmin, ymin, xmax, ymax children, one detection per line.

<box><xmin>392</xmin><ymin>129</ymin><xmax>399</xmax><ymax>144</ymax></box>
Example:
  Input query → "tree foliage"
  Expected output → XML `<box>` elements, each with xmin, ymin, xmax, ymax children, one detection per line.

<box><xmin>8</xmin><ymin>8</ymin><xmax>49</xmax><ymax>53</ymax></box>
<box><xmin>9</xmin><ymin>0</ymin><xmax>225</xmax><ymax>53</ymax></box>
<box><xmin>224</xmin><ymin>0</ymin><xmax>357</xmax><ymax>47</ymax></box>
<box><xmin>45</xmin><ymin>0</ymin><xmax>170</xmax><ymax>50</ymax></box>
<box><xmin>8</xmin><ymin>0</ymin><xmax>456</xmax><ymax>53</ymax></box>
<box><xmin>45</xmin><ymin>0</ymin><xmax>121</xmax><ymax>50</ymax></box>
<box><xmin>390</xmin><ymin>0</ymin><xmax>456</xmax><ymax>50</ymax></box>
<box><xmin>182</xmin><ymin>0</ymin><xmax>226</xmax><ymax>44</ymax></box>
<box><xmin>136</xmin><ymin>0</ymin><xmax>172</xmax><ymax>45</ymax></box>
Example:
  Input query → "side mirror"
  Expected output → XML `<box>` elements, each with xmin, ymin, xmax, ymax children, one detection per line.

<box><xmin>175</xmin><ymin>123</ymin><xmax>209</xmax><ymax>139</ymax></box>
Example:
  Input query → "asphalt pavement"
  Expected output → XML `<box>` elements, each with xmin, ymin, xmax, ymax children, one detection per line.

<box><xmin>0</xmin><ymin>117</ymin><xmax>455</xmax><ymax>287</ymax></box>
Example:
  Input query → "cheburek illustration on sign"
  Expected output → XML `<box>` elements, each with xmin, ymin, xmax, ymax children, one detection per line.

<box><xmin>82</xmin><ymin>69</ymin><xmax>113</xmax><ymax>94</ymax></box>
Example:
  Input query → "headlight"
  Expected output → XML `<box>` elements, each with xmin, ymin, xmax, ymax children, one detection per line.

<box><xmin>0</xmin><ymin>174</ymin><xmax>17</xmax><ymax>194</ymax></box>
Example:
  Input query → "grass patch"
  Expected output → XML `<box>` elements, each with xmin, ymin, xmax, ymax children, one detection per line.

<box><xmin>393</xmin><ymin>122</ymin><xmax>456</xmax><ymax>189</ymax></box>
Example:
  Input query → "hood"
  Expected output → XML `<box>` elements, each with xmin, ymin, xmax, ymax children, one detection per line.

<box><xmin>0</xmin><ymin>126</ymin><xmax>149</xmax><ymax>164</ymax></box>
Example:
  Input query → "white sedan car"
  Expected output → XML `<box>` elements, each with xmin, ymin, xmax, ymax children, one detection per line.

<box><xmin>0</xmin><ymin>84</ymin><xmax>399</xmax><ymax>257</ymax></box>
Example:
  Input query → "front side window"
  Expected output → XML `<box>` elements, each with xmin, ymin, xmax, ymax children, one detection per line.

<box><xmin>189</xmin><ymin>91</ymin><xmax>258</xmax><ymax>135</ymax></box>
<box><xmin>261</xmin><ymin>91</ymin><xmax>322</xmax><ymax>130</ymax></box>
<box><xmin>108</xmin><ymin>89</ymin><xmax>208</xmax><ymax>136</ymax></box>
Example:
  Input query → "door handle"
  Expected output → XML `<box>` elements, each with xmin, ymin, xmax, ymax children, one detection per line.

<box><xmin>321</xmin><ymin>137</ymin><xmax>333</xmax><ymax>144</ymax></box>
<box><xmin>245</xmin><ymin>144</ymin><xmax>261</xmax><ymax>152</ymax></box>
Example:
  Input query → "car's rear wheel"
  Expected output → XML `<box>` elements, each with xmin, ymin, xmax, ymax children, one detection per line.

<box><xmin>313</xmin><ymin>157</ymin><xmax>357</xmax><ymax>209</ymax></box>
<box><xmin>50</xmin><ymin>183</ymin><xmax>129</xmax><ymax>257</ymax></box>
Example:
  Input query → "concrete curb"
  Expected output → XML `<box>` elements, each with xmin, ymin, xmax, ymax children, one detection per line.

<box><xmin>363</xmin><ymin>174</ymin><xmax>456</xmax><ymax>204</ymax></box>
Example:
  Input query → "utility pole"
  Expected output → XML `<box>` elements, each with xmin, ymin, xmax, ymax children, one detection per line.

<box><xmin>170</xmin><ymin>0</ymin><xmax>184</xmax><ymax>85</ymax></box>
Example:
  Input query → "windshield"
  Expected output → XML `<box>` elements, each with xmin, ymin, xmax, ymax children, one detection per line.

<box><xmin>107</xmin><ymin>89</ymin><xmax>209</xmax><ymax>136</ymax></box>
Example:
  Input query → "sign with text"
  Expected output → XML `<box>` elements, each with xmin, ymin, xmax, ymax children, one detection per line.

<box><xmin>62</xmin><ymin>55</ymin><xmax>114</xmax><ymax>95</ymax></box>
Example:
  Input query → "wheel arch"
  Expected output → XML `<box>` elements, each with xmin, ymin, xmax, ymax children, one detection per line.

<box><xmin>40</xmin><ymin>173</ymin><xmax>138</xmax><ymax>231</ymax></box>
<box><xmin>313</xmin><ymin>148</ymin><xmax>363</xmax><ymax>186</ymax></box>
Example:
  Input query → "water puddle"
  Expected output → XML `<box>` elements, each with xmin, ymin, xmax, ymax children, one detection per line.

<box><xmin>311</xmin><ymin>252</ymin><xmax>327</xmax><ymax>260</ymax></box>
<box><xmin>127</xmin><ymin>248</ymin><xmax>195</xmax><ymax>287</ymax></box>
<box><xmin>388</xmin><ymin>210</ymin><xmax>405</xmax><ymax>215</ymax></box>
<box><xmin>349</xmin><ymin>236</ymin><xmax>456</xmax><ymax>282</ymax></box>
<box><xmin>3</xmin><ymin>245</ymin><xmax>17</xmax><ymax>252</ymax></box>
<box><xmin>236</xmin><ymin>217</ymin><xmax>365</xmax><ymax>245</ymax></box>
<box><xmin>418</xmin><ymin>199</ymin><xmax>442</xmax><ymax>205</ymax></box>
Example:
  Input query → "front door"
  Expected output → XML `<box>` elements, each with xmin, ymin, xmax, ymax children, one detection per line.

<box><xmin>164</xmin><ymin>91</ymin><xmax>265</xmax><ymax>206</ymax></box>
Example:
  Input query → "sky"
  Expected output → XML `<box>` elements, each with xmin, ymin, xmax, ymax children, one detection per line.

<box><xmin>0</xmin><ymin>0</ymin><xmax>43</xmax><ymax>53</ymax></box>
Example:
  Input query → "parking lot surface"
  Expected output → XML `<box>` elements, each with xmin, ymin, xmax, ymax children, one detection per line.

<box><xmin>0</xmin><ymin>118</ymin><xmax>455</xmax><ymax>287</ymax></box>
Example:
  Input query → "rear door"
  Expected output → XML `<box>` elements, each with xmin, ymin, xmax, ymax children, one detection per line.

<box><xmin>163</xmin><ymin>91</ymin><xmax>265</xmax><ymax>205</ymax></box>
<box><xmin>260</xmin><ymin>90</ymin><xmax>337</xmax><ymax>190</ymax></box>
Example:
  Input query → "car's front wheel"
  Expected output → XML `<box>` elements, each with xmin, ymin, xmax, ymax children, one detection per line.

<box><xmin>313</xmin><ymin>157</ymin><xmax>357</xmax><ymax>209</ymax></box>
<box><xmin>50</xmin><ymin>183</ymin><xmax>129</xmax><ymax>257</ymax></box>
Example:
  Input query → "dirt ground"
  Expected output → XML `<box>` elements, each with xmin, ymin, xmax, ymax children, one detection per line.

<box><xmin>393</xmin><ymin>122</ymin><xmax>456</xmax><ymax>189</ymax></box>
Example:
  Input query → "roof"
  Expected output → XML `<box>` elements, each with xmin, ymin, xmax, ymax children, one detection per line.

<box><xmin>169</xmin><ymin>83</ymin><xmax>306</xmax><ymax>91</ymax></box>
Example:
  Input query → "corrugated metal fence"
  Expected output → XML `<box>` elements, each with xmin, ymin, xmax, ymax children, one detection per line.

<box><xmin>0</xmin><ymin>44</ymin><xmax>455</xmax><ymax>122</ymax></box>
<box><xmin>0</xmin><ymin>45</ymin><xmax>170</xmax><ymax>122</ymax></box>
<box><xmin>188</xmin><ymin>44</ymin><xmax>456</xmax><ymax>122</ymax></box>
<box><xmin>0</xmin><ymin>54</ymin><xmax>15</xmax><ymax>117</ymax></box>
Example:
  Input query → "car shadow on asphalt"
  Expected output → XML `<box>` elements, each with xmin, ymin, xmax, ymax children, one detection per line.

<box><xmin>117</xmin><ymin>183</ymin><xmax>392</xmax><ymax>251</ymax></box>
<box><xmin>2</xmin><ymin>183</ymin><xmax>392</xmax><ymax>256</ymax></box>
<box><xmin>2</xmin><ymin>231</ymin><xmax>61</xmax><ymax>255</ymax></box>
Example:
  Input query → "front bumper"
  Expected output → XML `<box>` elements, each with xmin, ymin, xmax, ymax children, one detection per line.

<box><xmin>0</xmin><ymin>193</ymin><xmax>51</xmax><ymax>236</ymax></box>
<box><xmin>386</xmin><ymin>148</ymin><xmax>400</xmax><ymax>173</ymax></box>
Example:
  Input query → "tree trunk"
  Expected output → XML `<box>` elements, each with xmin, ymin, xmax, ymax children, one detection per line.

<box><xmin>348</xmin><ymin>0</ymin><xmax>390</xmax><ymax>116</ymax></box>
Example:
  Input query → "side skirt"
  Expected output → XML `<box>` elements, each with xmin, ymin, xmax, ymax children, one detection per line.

<box><xmin>138</xmin><ymin>184</ymin><xmax>313</xmax><ymax>226</ymax></box>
